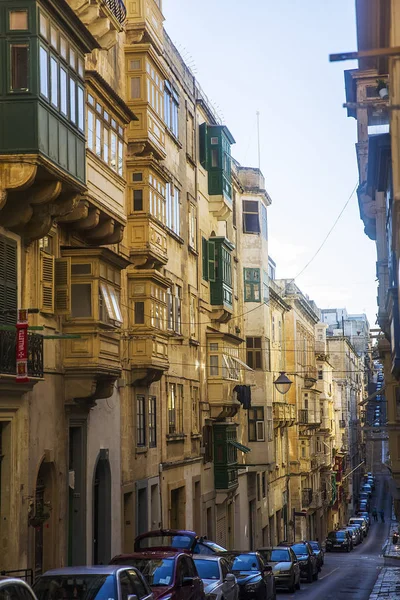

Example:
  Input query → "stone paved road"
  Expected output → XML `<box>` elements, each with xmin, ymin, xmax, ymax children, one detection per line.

<box><xmin>277</xmin><ymin>475</ymin><xmax>400</xmax><ymax>600</ymax></box>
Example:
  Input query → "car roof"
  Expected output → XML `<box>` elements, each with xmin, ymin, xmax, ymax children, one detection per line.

<box><xmin>0</xmin><ymin>579</ymin><xmax>34</xmax><ymax>587</ymax></box>
<box><xmin>111</xmin><ymin>551</ymin><xmax>181</xmax><ymax>561</ymax></box>
<box><xmin>193</xmin><ymin>555</ymin><xmax>222</xmax><ymax>561</ymax></box>
<box><xmin>41</xmin><ymin>566</ymin><xmax>125</xmax><ymax>576</ymax></box>
<box><xmin>258</xmin><ymin>546</ymin><xmax>290</xmax><ymax>551</ymax></box>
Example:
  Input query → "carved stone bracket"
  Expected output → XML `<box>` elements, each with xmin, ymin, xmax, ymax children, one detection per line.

<box><xmin>0</xmin><ymin>162</ymin><xmax>37</xmax><ymax>210</ymax></box>
<box><xmin>65</xmin><ymin>373</ymin><xmax>117</xmax><ymax>409</ymax></box>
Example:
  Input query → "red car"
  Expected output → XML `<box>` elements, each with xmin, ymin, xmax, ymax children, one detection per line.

<box><xmin>133</xmin><ymin>529</ymin><xmax>226</xmax><ymax>556</ymax></box>
<box><xmin>111</xmin><ymin>550</ymin><xmax>205</xmax><ymax>600</ymax></box>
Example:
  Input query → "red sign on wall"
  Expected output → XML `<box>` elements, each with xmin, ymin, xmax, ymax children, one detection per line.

<box><xmin>16</xmin><ymin>308</ymin><xmax>29</xmax><ymax>383</ymax></box>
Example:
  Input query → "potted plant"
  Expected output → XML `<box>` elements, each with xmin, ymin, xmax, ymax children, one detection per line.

<box><xmin>376</xmin><ymin>79</ymin><xmax>389</xmax><ymax>99</ymax></box>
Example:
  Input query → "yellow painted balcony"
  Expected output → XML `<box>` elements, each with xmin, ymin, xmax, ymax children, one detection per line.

<box><xmin>130</xmin><ymin>333</ymin><xmax>169</xmax><ymax>385</ymax></box>
<box><xmin>273</xmin><ymin>402</ymin><xmax>296</xmax><ymax>427</ymax></box>
<box><xmin>65</xmin><ymin>0</ymin><xmax>126</xmax><ymax>49</ymax></box>
<box><xmin>207</xmin><ymin>332</ymin><xmax>244</xmax><ymax>419</ymax></box>
<box><xmin>128</xmin><ymin>215</ymin><xmax>167</xmax><ymax>268</ymax></box>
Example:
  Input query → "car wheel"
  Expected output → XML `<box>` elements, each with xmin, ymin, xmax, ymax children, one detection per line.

<box><xmin>307</xmin><ymin>566</ymin><xmax>313</xmax><ymax>583</ymax></box>
<box><xmin>313</xmin><ymin>568</ymin><xmax>319</xmax><ymax>581</ymax></box>
<box><xmin>288</xmin><ymin>575</ymin><xmax>296</xmax><ymax>593</ymax></box>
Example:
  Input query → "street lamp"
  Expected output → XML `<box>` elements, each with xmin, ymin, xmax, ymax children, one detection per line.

<box><xmin>273</xmin><ymin>371</ymin><xmax>293</xmax><ymax>395</ymax></box>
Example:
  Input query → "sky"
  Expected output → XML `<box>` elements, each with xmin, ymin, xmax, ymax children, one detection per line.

<box><xmin>163</xmin><ymin>0</ymin><xmax>378</xmax><ymax>327</ymax></box>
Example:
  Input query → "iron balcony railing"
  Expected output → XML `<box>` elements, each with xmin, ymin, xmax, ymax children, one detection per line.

<box><xmin>302</xmin><ymin>488</ymin><xmax>313</xmax><ymax>508</ymax></box>
<box><xmin>0</xmin><ymin>330</ymin><xmax>43</xmax><ymax>378</ymax></box>
<box><xmin>103</xmin><ymin>0</ymin><xmax>126</xmax><ymax>24</ymax></box>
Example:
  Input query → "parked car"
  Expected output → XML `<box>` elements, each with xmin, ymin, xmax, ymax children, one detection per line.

<box><xmin>307</xmin><ymin>541</ymin><xmax>324</xmax><ymax>570</ymax></box>
<box><xmin>361</xmin><ymin>484</ymin><xmax>372</xmax><ymax>496</ymax></box>
<box><xmin>279</xmin><ymin>542</ymin><xmax>318</xmax><ymax>583</ymax></box>
<box><xmin>343</xmin><ymin>526</ymin><xmax>361</xmax><ymax>546</ymax></box>
<box><xmin>33</xmin><ymin>567</ymin><xmax>153</xmax><ymax>600</ymax></box>
<box><xmin>193</xmin><ymin>556</ymin><xmax>239</xmax><ymax>600</ymax></box>
<box><xmin>110</xmin><ymin>551</ymin><xmax>205</xmax><ymax>600</ymax></box>
<box><xmin>0</xmin><ymin>578</ymin><xmax>38</xmax><ymax>600</ymax></box>
<box><xmin>348</xmin><ymin>517</ymin><xmax>368</xmax><ymax>537</ymax></box>
<box><xmin>258</xmin><ymin>546</ymin><xmax>300</xmax><ymax>593</ymax></box>
<box><xmin>221</xmin><ymin>552</ymin><xmax>276</xmax><ymax>600</ymax></box>
<box><xmin>133</xmin><ymin>530</ymin><xmax>226</xmax><ymax>556</ymax></box>
<box><xmin>325</xmin><ymin>530</ymin><xmax>353</xmax><ymax>552</ymax></box>
<box><xmin>357</xmin><ymin>512</ymin><xmax>370</xmax><ymax>527</ymax></box>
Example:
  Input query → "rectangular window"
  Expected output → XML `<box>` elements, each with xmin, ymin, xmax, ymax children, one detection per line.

<box><xmin>248</xmin><ymin>407</ymin><xmax>265</xmax><ymax>442</ymax></box>
<box><xmin>246</xmin><ymin>337</ymin><xmax>262</xmax><ymax>370</ymax></box>
<box><xmin>99</xmin><ymin>282</ymin><xmax>122</xmax><ymax>324</ymax></box>
<box><xmin>136</xmin><ymin>395</ymin><xmax>146</xmax><ymax>447</ymax></box>
<box><xmin>189</xmin><ymin>202</ymin><xmax>197</xmax><ymax>250</ymax></box>
<box><xmin>96</xmin><ymin>119</ymin><xmax>101</xmax><ymax>157</ymax></box>
<box><xmin>209</xmin><ymin>343</ymin><xmax>219</xmax><ymax>376</ymax></box>
<box><xmin>103</xmin><ymin>127</ymin><xmax>109</xmax><ymax>164</ymax></box>
<box><xmin>50</xmin><ymin>57</ymin><xmax>58</xmax><ymax>107</ymax></box>
<box><xmin>149</xmin><ymin>396</ymin><xmax>157</xmax><ymax>447</ymax></box>
<box><xmin>78</xmin><ymin>87</ymin><xmax>84</xmax><ymax>131</ymax></box>
<box><xmin>10</xmin><ymin>10</ymin><xmax>28</xmax><ymax>30</ymax></box>
<box><xmin>133</xmin><ymin>190</ymin><xmax>143</xmax><ymax>211</ymax></box>
<box><xmin>191</xmin><ymin>386</ymin><xmax>199</xmax><ymax>434</ymax></box>
<box><xmin>118</xmin><ymin>140</ymin><xmax>123</xmax><ymax>176</ymax></box>
<box><xmin>71</xmin><ymin>283</ymin><xmax>92</xmax><ymax>317</ymax></box>
<box><xmin>202</xmin><ymin>237</ymin><xmax>208</xmax><ymax>281</ymax></box>
<box><xmin>243</xmin><ymin>200</ymin><xmax>260</xmax><ymax>233</ymax></box>
<box><xmin>40</xmin><ymin>46</ymin><xmax>49</xmax><ymax>97</ymax></box>
<box><xmin>87</xmin><ymin>110</ymin><xmax>94</xmax><ymax>149</ymax></box>
<box><xmin>110</xmin><ymin>132</ymin><xmax>117</xmax><ymax>170</ymax></box>
<box><xmin>261</xmin><ymin>203</ymin><xmax>268</xmax><ymax>239</ymax></box>
<box><xmin>130</xmin><ymin>77</ymin><xmax>141</xmax><ymax>99</ymax></box>
<box><xmin>189</xmin><ymin>294</ymin><xmax>197</xmax><ymax>339</ymax></box>
<box><xmin>134</xmin><ymin>301</ymin><xmax>145</xmax><ymax>324</ymax></box>
<box><xmin>263</xmin><ymin>270</ymin><xmax>269</xmax><ymax>304</ymax></box>
<box><xmin>69</xmin><ymin>78</ymin><xmax>76</xmax><ymax>123</ymax></box>
<box><xmin>167</xmin><ymin>288</ymin><xmax>173</xmax><ymax>331</ymax></box>
<box><xmin>166</xmin><ymin>183</ymin><xmax>180</xmax><ymax>235</ymax></box>
<box><xmin>266</xmin><ymin>406</ymin><xmax>273</xmax><ymax>441</ymax></box>
<box><xmin>60</xmin><ymin>67</ymin><xmax>67</xmax><ymax>115</ymax></box>
<box><xmin>168</xmin><ymin>383</ymin><xmax>183</xmax><ymax>435</ymax></box>
<box><xmin>174</xmin><ymin>286</ymin><xmax>181</xmax><ymax>334</ymax></box>
<box><xmin>318</xmin><ymin>370</ymin><xmax>323</xmax><ymax>380</ymax></box>
<box><xmin>39</xmin><ymin>13</ymin><xmax>48</xmax><ymax>38</ymax></box>
<box><xmin>11</xmin><ymin>44</ymin><xmax>29</xmax><ymax>91</ymax></box>
<box><xmin>244</xmin><ymin>268</ymin><xmax>261</xmax><ymax>302</ymax></box>
<box><xmin>164</xmin><ymin>81</ymin><xmax>179</xmax><ymax>137</ymax></box>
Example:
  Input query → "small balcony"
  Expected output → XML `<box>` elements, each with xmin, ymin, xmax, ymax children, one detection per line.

<box><xmin>130</xmin><ymin>333</ymin><xmax>169</xmax><ymax>386</ymax></box>
<box><xmin>304</xmin><ymin>365</ymin><xmax>318</xmax><ymax>387</ymax></box>
<box><xmin>273</xmin><ymin>402</ymin><xmax>296</xmax><ymax>427</ymax></box>
<box><xmin>0</xmin><ymin>330</ymin><xmax>43</xmax><ymax>380</ymax></box>
<box><xmin>213</xmin><ymin>424</ymin><xmax>250</xmax><ymax>492</ymax></box>
<box><xmin>128</xmin><ymin>215</ymin><xmax>168</xmax><ymax>269</ymax></box>
<box><xmin>298</xmin><ymin>407</ymin><xmax>321</xmax><ymax>428</ymax></box>
<box><xmin>302</xmin><ymin>488</ymin><xmax>313</xmax><ymax>508</ymax></box>
<box><xmin>65</xmin><ymin>0</ymin><xmax>126</xmax><ymax>49</ymax></box>
<box><xmin>310</xmin><ymin>491</ymin><xmax>322</xmax><ymax>509</ymax></box>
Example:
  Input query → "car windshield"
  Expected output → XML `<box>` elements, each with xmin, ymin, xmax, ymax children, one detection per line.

<box><xmin>263</xmin><ymin>549</ymin><xmax>290</xmax><ymax>562</ymax></box>
<box><xmin>328</xmin><ymin>532</ymin><xmax>344</xmax><ymax>539</ymax></box>
<box><xmin>291</xmin><ymin>544</ymin><xmax>308</xmax><ymax>555</ymax></box>
<box><xmin>309</xmin><ymin>542</ymin><xmax>320</xmax><ymax>550</ymax></box>
<box><xmin>34</xmin><ymin>575</ymin><xmax>116</xmax><ymax>600</ymax></box>
<box><xmin>136</xmin><ymin>534</ymin><xmax>193</xmax><ymax>550</ymax></box>
<box><xmin>194</xmin><ymin>541</ymin><xmax>226</xmax><ymax>555</ymax></box>
<box><xmin>231</xmin><ymin>555</ymin><xmax>260</xmax><ymax>572</ymax></box>
<box><xmin>335</xmin><ymin>532</ymin><xmax>346</xmax><ymax>539</ymax></box>
<box><xmin>112</xmin><ymin>558</ymin><xmax>174</xmax><ymax>587</ymax></box>
<box><xmin>350</xmin><ymin>520</ymin><xmax>363</xmax><ymax>526</ymax></box>
<box><xmin>193</xmin><ymin>560</ymin><xmax>220</xmax><ymax>580</ymax></box>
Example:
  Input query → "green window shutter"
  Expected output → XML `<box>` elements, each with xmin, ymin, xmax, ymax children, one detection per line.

<box><xmin>40</xmin><ymin>252</ymin><xmax>55</xmax><ymax>314</ymax></box>
<box><xmin>208</xmin><ymin>240</ymin><xmax>216</xmax><ymax>282</ymax></box>
<box><xmin>244</xmin><ymin>268</ymin><xmax>261</xmax><ymax>302</ymax></box>
<box><xmin>0</xmin><ymin>236</ymin><xmax>18</xmax><ymax>325</ymax></box>
<box><xmin>199</xmin><ymin>122</ymin><xmax>208</xmax><ymax>168</ymax></box>
<box><xmin>202</xmin><ymin>237</ymin><xmax>208</xmax><ymax>281</ymax></box>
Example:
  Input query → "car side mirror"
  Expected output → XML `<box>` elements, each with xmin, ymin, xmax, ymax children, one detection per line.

<box><xmin>127</xmin><ymin>595</ymin><xmax>138</xmax><ymax>600</ymax></box>
<box><xmin>224</xmin><ymin>573</ymin><xmax>236</xmax><ymax>583</ymax></box>
<box><xmin>182</xmin><ymin>577</ymin><xmax>194</xmax><ymax>587</ymax></box>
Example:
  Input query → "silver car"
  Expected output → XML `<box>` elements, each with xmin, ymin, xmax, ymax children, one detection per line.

<box><xmin>0</xmin><ymin>578</ymin><xmax>38</xmax><ymax>600</ymax></box>
<box><xmin>193</xmin><ymin>556</ymin><xmax>238</xmax><ymax>600</ymax></box>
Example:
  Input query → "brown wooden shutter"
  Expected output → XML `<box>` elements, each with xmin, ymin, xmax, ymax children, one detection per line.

<box><xmin>40</xmin><ymin>252</ymin><xmax>55</xmax><ymax>313</ymax></box>
<box><xmin>0</xmin><ymin>236</ymin><xmax>17</xmax><ymax>325</ymax></box>
<box><xmin>55</xmin><ymin>258</ymin><xmax>71</xmax><ymax>314</ymax></box>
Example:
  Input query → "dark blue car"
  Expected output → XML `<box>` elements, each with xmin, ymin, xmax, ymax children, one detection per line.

<box><xmin>221</xmin><ymin>552</ymin><xmax>275</xmax><ymax>600</ymax></box>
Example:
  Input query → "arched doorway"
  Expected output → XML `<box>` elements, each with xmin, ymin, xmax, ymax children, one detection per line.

<box><xmin>93</xmin><ymin>450</ymin><xmax>111</xmax><ymax>565</ymax></box>
<box><xmin>33</xmin><ymin>461</ymin><xmax>56</xmax><ymax>578</ymax></box>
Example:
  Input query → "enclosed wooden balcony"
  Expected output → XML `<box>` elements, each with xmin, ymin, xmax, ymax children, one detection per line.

<box><xmin>213</xmin><ymin>424</ymin><xmax>250</xmax><ymax>491</ymax></box>
<box><xmin>130</xmin><ymin>333</ymin><xmax>169</xmax><ymax>385</ymax></box>
<box><xmin>273</xmin><ymin>402</ymin><xmax>296</xmax><ymax>428</ymax></box>
<box><xmin>65</xmin><ymin>0</ymin><xmax>126</xmax><ymax>49</ymax></box>
<box><xmin>207</xmin><ymin>332</ymin><xmax>245</xmax><ymax>419</ymax></box>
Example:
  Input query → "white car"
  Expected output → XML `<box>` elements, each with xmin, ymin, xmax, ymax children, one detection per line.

<box><xmin>193</xmin><ymin>556</ymin><xmax>238</xmax><ymax>600</ymax></box>
<box><xmin>0</xmin><ymin>577</ymin><xmax>38</xmax><ymax>600</ymax></box>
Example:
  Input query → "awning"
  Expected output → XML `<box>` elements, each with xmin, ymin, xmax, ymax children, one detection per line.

<box><xmin>229</xmin><ymin>440</ymin><xmax>251</xmax><ymax>453</ymax></box>
<box><xmin>230</xmin><ymin>356</ymin><xmax>254</xmax><ymax>371</ymax></box>
<box><xmin>359</xmin><ymin>385</ymin><xmax>386</xmax><ymax>406</ymax></box>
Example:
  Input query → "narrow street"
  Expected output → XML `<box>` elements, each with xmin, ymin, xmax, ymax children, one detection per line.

<box><xmin>278</xmin><ymin>475</ymin><xmax>399</xmax><ymax>600</ymax></box>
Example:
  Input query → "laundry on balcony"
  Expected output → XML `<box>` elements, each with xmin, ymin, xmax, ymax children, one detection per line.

<box><xmin>233</xmin><ymin>384</ymin><xmax>252</xmax><ymax>409</ymax></box>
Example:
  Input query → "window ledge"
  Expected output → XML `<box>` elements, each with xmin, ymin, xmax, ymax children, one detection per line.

<box><xmin>136</xmin><ymin>446</ymin><xmax>148</xmax><ymax>454</ymax></box>
<box><xmin>189</xmin><ymin>338</ymin><xmax>200</xmax><ymax>347</ymax></box>
<box><xmin>188</xmin><ymin>245</ymin><xmax>199</xmax><ymax>257</ymax></box>
<box><xmin>191</xmin><ymin>433</ymin><xmax>202</xmax><ymax>439</ymax></box>
<box><xmin>166</xmin><ymin>128</ymin><xmax>182</xmax><ymax>148</ymax></box>
<box><xmin>170</xmin><ymin>334</ymin><xmax>184</xmax><ymax>344</ymax></box>
<box><xmin>166</xmin><ymin>228</ymin><xmax>184</xmax><ymax>245</ymax></box>
<box><xmin>186</xmin><ymin>153</ymin><xmax>196</xmax><ymax>168</ymax></box>
<box><xmin>166</xmin><ymin>433</ymin><xmax>186</xmax><ymax>442</ymax></box>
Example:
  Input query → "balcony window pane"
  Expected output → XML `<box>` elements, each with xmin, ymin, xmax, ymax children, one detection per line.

<box><xmin>87</xmin><ymin>109</ymin><xmax>94</xmax><ymax>149</ymax></box>
<box><xmin>71</xmin><ymin>284</ymin><xmax>92</xmax><ymax>317</ymax></box>
<box><xmin>134</xmin><ymin>301</ymin><xmax>145</xmax><ymax>324</ymax></box>
<box><xmin>96</xmin><ymin>119</ymin><xmax>101</xmax><ymax>157</ymax></box>
<box><xmin>99</xmin><ymin>282</ymin><xmax>114</xmax><ymax>321</ymax></box>
<box><xmin>78</xmin><ymin>87</ymin><xmax>84</xmax><ymax>131</ymax></box>
<box><xmin>130</xmin><ymin>77</ymin><xmax>141</xmax><ymax>99</ymax></box>
<box><xmin>78</xmin><ymin>58</ymin><xmax>84</xmax><ymax>79</ymax></box>
<box><xmin>60</xmin><ymin>67</ymin><xmax>67</xmax><ymax>115</ymax></box>
<box><xmin>50</xmin><ymin>57</ymin><xmax>58</xmax><ymax>107</ymax></box>
<box><xmin>133</xmin><ymin>190</ymin><xmax>143</xmax><ymax>211</ymax></box>
<box><xmin>9</xmin><ymin>10</ymin><xmax>28</xmax><ymax>30</ymax></box>
<box><xmin>69</xmin><ymin>78</ymin><xmax>76</xmax><ymax>123</ymax></box>
<box><xmin>60</xmin><ymin>36</ymin><xmax>67</xmax><ymax>61</ymax></box>
<box><xmin>69</xmin><ymin>47</ymin><xmax>76</xmax><ymax>70</ymax></box>
<box><xmin>108</xmin><ymin>284</ymin><xmax>123</xmax><ymax>323</ymax></box>
<box><xmin>118</xmin><ymin>140</ymin><xmax>123</xmax><ymax>176</ymax></box>
<box><xmin>103</xmin><ymin>127</ymin><xmax>109</xmax><ymax>163</ymax></box>
<box><xmin>39</xmin><ymin>13</ymin><xmax>48</xmax><ymax>38</ymax></box>
<box><xmin>11</xmin><ymin>44</ymin><xmax>29</xmax><ymax>91</ymax></box>
<box><xmin>110</xmin><ymin>132</ymin><xmax>117</xmax><ymax>170</ymax></box>
<box><xmin>50</xmin><ymin>26</ymin><xmax>58</xmax><ymax>50</ymax></box>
